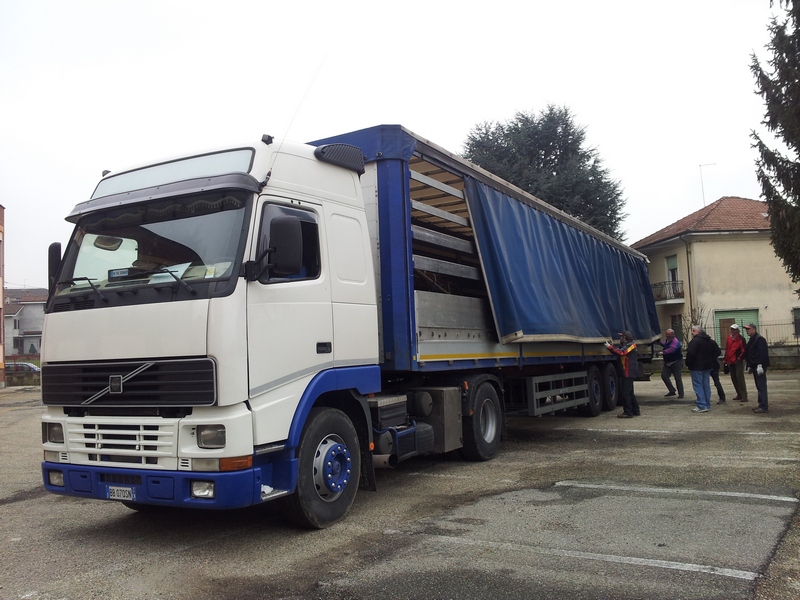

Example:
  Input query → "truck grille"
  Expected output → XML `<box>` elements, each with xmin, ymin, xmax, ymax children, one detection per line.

<box><xmin>42</xmin><ymin>358</ymin><xmax>216</xmax><ymax>407</ymax></box>
<box><xmin>66</xmin><ymin>418</ymin><xmax>178</xmax><ymax>468</ymax></box>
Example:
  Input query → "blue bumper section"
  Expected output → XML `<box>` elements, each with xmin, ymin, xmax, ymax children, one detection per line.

<box><xmin>42</xmin><ymin>462</ymin><xmax>277</xmax><ymax>509</ymax></box>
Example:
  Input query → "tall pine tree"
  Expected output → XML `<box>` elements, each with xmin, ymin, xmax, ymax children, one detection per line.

<box><xmin>751</xmin><ymin>0</ymin><xmax>800</xmax><ymax>291</ymax></box>
<box><xmin>463</xmin><ymin>106</ymin><xmax>626</xmax><ymax>240</ymax></box>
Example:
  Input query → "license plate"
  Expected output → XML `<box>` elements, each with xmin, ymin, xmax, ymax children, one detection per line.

<box><xmin>107</xmin><ymin>485</ymin><xmax>136</xmax><ymax>502</ymax></box>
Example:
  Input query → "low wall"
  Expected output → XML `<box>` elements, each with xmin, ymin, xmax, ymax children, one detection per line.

<box><xmin>766</xmin><ymin>345</ymin><xmax>800</xmax><ymax>370</ymax></box>
<box><xmin>4</xmin><ymin>372</ymin><xmax>40</xmax><ymax>387</ymax></box>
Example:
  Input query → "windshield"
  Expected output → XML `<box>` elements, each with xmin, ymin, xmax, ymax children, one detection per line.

<box><xmin>53</xmin><ymin>191</ymin><xmax>250</xmax><ymax>301</ymax></box>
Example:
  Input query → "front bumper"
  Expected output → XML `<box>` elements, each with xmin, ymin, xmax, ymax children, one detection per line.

<box><xmin>41</xmin><ymin>460</ymin><xmax>295</xmax><ymax>509</ymax></box>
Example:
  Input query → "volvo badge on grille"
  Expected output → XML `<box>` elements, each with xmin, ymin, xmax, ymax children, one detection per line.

<box><xmin>81</xmin><ymin>362</ymin><xmax>154</xmax><ymax>405</ymax></box>
<box><xmin>109</xmin><ymin>375</ymin><xmax>123</xmax><ymax>394</ymax></box>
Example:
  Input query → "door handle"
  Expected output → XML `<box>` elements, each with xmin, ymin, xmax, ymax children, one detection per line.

<box><xmin>316</xmin><ymin>342</ymin><xmax>332</xmax><ymax>354</ymax></box>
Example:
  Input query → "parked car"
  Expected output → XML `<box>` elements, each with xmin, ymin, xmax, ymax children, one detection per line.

<box><xmin>5</xmin><ymin>362</ymin><xmax>41</xmax><ymax>373</ymax></box>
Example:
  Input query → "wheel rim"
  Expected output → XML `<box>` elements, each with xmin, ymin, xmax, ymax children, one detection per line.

<box><xmin>479</xmin><ymin>399</ymin><xmax>498</xmax><ymax>443</ymax></box>
<box><xmin>312</xmin><ymin>434</ymin><xmax>352</xmax><ymax>502</ymax></box>
<box><xmin>591</xmin><ymin>376</ymin><xmax>603</xmax><ymax>403</ymax></box>
<box><xmin>608</xmin><ymin>376</ymin><xmax>617</xmax><ymax>401</ymax></box>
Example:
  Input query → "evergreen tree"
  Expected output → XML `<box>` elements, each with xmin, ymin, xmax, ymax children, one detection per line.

<box><xmin>463</xmin><ymin>106</ymin><xmax>627</xmax><ymax>240</ymax></box>
<box><xmin>751</xmin><ymin>1</ymin><xmax>800</xmax><ymax>291</ymax></box>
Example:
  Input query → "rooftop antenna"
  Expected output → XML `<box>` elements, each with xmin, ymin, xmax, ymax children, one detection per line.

<box><xmin>269</xmin><ymin>56</ymin><xmax>328</xmax><ymax>172</ymax></box>
<box><xmin>699</xmin><ymin>163</ymin><xmax>716</xmax><ymax>206</ymax></box>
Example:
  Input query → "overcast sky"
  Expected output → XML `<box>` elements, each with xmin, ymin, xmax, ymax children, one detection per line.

<box><xmin>0</xmin><ymin>0</ymin><xmax>781</xmax><ymax>288</ymax></box>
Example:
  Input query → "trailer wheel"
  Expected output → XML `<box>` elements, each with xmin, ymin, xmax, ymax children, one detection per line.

<box><xmin>601</xmin><ymin>363</ymin><xmax>619</xmax><ymax>411</ymax></box>
<box><xmin>580</xmin><ymin>365</ymin><xmax>603</xmax><ymax>417</ymax></box>
<box><xmin>461</xmin><ymin>382</ymin><xmax>502</xmax><ymax>462</ymax></box>
<box><xmin>283</xmin><ymin>407</ymin><xmax>360</xmax><ymax>529</ymax></box>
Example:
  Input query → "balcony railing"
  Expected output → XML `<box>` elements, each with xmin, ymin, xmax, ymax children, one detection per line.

<box><xmin>651</xmin><ymin>280</ymin><xmax>685</xmax><ymax>302</ymax></box>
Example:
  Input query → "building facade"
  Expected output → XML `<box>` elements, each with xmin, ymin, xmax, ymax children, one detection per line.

<box><xmin>632</xmin><ymin>197</ymin><xmax>800</xmax><ymax>346</ymax></box>
<box><xmin>0</xmin><ymin>205</ymin><xmax>4</xmax><ymax>387</ymax></box>
<box><xmin>4</xmin><ymin>288</ymin><xmax>48</xmax><ymax>357</ymax></box>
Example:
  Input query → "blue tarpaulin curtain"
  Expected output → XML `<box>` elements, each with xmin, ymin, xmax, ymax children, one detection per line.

<box><xmin>464</xmin><ymin>177</ymin><xmax>660</xmax><ymax>344</ymax></box>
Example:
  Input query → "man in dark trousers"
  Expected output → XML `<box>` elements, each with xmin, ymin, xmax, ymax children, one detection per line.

<box><xmin>744</xmin><ymin>323</ymin><xmax>770</xmax><ymax>413</ymax></box>
<box><xmin>724</xmin><ymin>324</ymin><xmax>748</xmax><ymax>402</ymax></box>
<box><xmin>605</xmin><ymin>330</ymin><xmax>640</xmax><ymax>419</ymax></box>
<box><xmin>657</xmin><ymin>328</ymin><xmax>684</xmax><ymax>398</ymax></box>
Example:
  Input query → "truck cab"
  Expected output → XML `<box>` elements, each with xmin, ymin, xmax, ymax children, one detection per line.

<box><xmin>42</xmin><ymin>137</ymin><xmax>380</xmax><ymax>527</ymax></box>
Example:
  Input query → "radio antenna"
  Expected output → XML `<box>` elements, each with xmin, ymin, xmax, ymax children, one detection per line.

<box><xmin>269</xmin><ymin>56</ymin><xmax>328</xmax><ymax>170</ymax></box>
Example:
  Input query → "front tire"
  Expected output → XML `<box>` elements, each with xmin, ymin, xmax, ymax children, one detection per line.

<box><xmin>283</xmin><ymin>407</ymin><xmax>360</xmax><ymax>529</ymax></box>
<box><xmin>461</xmin><ymin>382</ymin><xmax>502</xmax><ymax>461</ymax></box>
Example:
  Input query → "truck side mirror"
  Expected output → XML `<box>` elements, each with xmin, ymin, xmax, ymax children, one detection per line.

<box><xmin>246</xmin><ymin>215</ymin><xmax>303</xmax><ymax>281</ymax></box>
<box><xmin>48</xmin><ymin>242</ymin><xmax>62</xmax><ymax>292</ymax></box>
<box><xmin>269</xmin><ymin>216</ymin><xmax>303</xmax><ymax>276</ymax></box>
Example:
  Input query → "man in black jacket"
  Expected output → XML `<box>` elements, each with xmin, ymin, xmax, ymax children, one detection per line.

<box><xmin>685</xmin><ymin>325</ymin><xmax>720</xmax><ymax>413</ymax></box>
<box><xmin>744</xmin><ymin>323</ymin><xmax>770</xmax><ymax>413</ymax></box>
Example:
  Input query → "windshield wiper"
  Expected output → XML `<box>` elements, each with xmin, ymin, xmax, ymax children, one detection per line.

<box><xmin>60</xmin><ymin>277</ymin><xmax>108</xmax><ymax>303</ymax></box>
<box><xmin>152</xmin><ymin>267</ymin><xmax>198</xmax><ymax>296</ymax></box>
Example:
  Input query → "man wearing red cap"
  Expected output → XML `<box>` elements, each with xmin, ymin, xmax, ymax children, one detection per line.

<box><xmin>605</xmin><ymin>330</ymin><xmax>640</xmax><ymax>419</ymax></box>
<box><xmin>744</xmin><ymin>323</ymin><xmax>770</xmax><ymax>413</ymax></box>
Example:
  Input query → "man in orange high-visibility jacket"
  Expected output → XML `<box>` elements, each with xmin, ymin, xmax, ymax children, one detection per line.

<box><xmin>605</xmin><ymin>330</ymin><xmax>640</xmax><ymax>418</ymax></box>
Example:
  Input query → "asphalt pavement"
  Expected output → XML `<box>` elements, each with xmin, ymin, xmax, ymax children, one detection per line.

<box><xmin>0</xmin><ymin>372</ymin><xmax>798</xmax><ymax>600</ymax></box>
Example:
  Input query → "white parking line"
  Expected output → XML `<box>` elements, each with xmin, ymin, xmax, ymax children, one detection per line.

<box><xmin>554</xmin><ymin>481</ymin><xmax>799</xmax><ymax>503</ymax></box>
<box><xmin>559</xmin><ymin>427</ymin><xmax>800</xmax><ymax>436</ymax></box>
<box><xmin>431</xmin><ymin>534</ymin><xmax>759</xmax><ymax>580</ymax></box>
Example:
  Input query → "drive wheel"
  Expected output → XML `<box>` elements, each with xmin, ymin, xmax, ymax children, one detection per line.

<box><xmin>580</xmin><ymin>365</ymin><xmax>603</xmax><ymax>417</ymax></box>
<box><xmin>461</xmin><ymin>382</ymin><xmax>502</xmax><ymax>462</ymax></box>
<box><xmin>283</xmin><ymin>407</ymin><xmax>360</xmax><ymax>529</ymax></box>
<box><xmin>602</xmin><ymin>362</ymin><xmax>619</xmax><ymax>411</ymax></box>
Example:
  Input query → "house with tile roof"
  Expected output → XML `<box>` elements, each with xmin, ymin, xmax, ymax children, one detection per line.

<box><xmin>631</xmin><ymin>196</ymin><xmax>800</xmax><ymax>347</ymax></box>
<box><xmin>4</xmin><ymin>287</ymin><xmax>48</xmax><ymax>357</ymax></box>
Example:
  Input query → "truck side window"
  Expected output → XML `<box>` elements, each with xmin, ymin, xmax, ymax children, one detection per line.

<box><xmin>256</xmin><ymin>204</ymin><xmax>321</xmax><ymax>283</ymax></box>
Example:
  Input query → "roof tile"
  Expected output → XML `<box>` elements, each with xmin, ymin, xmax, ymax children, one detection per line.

<box><xmin>631</xmin><ymin>197</ymin><xmax>769</xmax><ymax>249</ymax></box>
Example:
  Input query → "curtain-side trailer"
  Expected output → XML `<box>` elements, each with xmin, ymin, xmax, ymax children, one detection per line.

<box><xmin>41</xmin><ymin>124</ymin><xmax>660</xmax><ymax>528</ymax></box>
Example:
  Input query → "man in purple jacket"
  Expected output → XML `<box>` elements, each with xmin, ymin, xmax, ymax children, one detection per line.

<box><xmin>657</xmin><ymin>328</ymin><xmax>684</xmax><ymax>399</ymax></box>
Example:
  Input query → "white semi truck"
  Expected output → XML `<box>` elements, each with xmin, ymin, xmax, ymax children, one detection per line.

<box><xmin>41</xmin><ymin>125</ymin><xmax>660</xmax><ymax>528</ymax></box>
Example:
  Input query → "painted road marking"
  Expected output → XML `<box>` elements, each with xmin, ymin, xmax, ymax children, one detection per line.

<box><xmin>559</xmin><ymin>427</ymin><xmax>800</xmax><ymax>436</ymax></box>
<box><xmin>555</xmin><ymin>481</ymin><xmax>799</xmax><ymax>503</ymax></box>
<box><xmin>429</xmin><ymin>534</ymin><xmax>759</xmax><ymax>580</ymax></box>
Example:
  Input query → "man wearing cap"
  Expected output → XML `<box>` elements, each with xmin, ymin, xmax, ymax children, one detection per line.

<box><xmin>604</xmin><ymin>330</ymin><xmax>640</xmax><ymax>418</ymax></box>
<box><xmin>744</xmin><ymin>323</ymin><xmax>770</xmax><ymax>413</ymax></box>
<box><xmin>724</xmin><ymin>324</ymin><xmax>748</xmax><ymax>402</ymax></box>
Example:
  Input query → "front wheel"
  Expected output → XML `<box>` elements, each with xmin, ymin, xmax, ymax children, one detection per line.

<box><xmin>283</xmin><ymin>407</ymin><xmax>360</xmax><ymax>529</ymax></box>
<box><xmin>461</xmin><ymin>382</ymin><xmax>502</xmax><ymax>461</ymax></box>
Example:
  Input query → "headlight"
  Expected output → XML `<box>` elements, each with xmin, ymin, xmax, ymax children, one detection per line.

<box><xmin>197</xmin><ymin>424</ymin><xmax>226</xmax><ymax>449</ymax></box>
<box><xmin>43</xmin><ymin>422</ymin><xmax>64</xmax><ymax>444</ymax></box>
<box><xmin>48</xmin><ymin>470</ymin><xmax>65</xmax><ymax>487</ymax></box>
<box><xmin>191</xmin><ymin>480</ymin><xmax>215</xmax><ymax>499</ymax></box>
